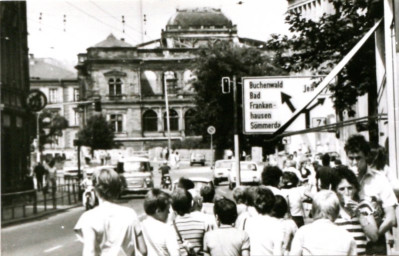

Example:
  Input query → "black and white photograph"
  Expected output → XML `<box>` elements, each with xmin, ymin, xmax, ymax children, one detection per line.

<box><xmin>1</xmin><ymin>0</ymin><xmax>399</xmax><ymax>255</ymax></box>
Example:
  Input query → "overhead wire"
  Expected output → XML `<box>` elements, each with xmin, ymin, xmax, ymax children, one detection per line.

<box><xmin>88</xmin><ymin>0</ymin><xmax>154</xmax><ymax>42</ymax></box>
<box><xmin>64</xmin><ymin>0</ymin><xmax>138</xmax><ymax>44</ymax></box>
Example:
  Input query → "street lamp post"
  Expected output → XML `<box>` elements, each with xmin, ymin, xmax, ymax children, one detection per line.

<box><xmin>221</xmin><ymin>76</ymin><xmax>241</xmax><ymax>186</ymax></box>
<box><xmin>164</xmin><ymin>72</ymin><xmax>173</xmax><ymax>157</ymax></box>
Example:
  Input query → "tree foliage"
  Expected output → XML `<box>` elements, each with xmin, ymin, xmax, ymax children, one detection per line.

<box><xmin>266</xmin><ymin>0</ymin><xmax>376</xmax><ymax>116</ymax></box>
<box><xmin>192</xmin><ymin>41</ymin><xmax>286</xmax><ymax>155</ymax></box>
<box><xmin>38</xmin><ymin>110</ymin><xmax>69</xmax><ymax>152</ymax></box>
<box><xmin>77</xmin><ymin>115</ymin><xmax>117</xmax><ymax>155</ymax></box>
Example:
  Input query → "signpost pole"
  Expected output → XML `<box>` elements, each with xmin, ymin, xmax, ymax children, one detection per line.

<box><xmin>36</xmin><ymin>111</ymin><xmax>41</xmax><ymax>163</ymax></box>
<box><xmin>210</xmin><ymin>134</ymin><xmax>213</xmax><ymax>166</ymax></box>
<box><xmin>233</xmin><ymin>75</ymin><xmax>241</xmax><ymax>186</ymax></box>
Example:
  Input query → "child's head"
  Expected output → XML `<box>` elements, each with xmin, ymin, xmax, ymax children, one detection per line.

<box><xmin>213</xmin><ymin>197</ymin><xmax>238</xmax><ymax>225</ymax></box>
<box><xmin>232</xmin><ymin>186</ymin><xmax>246</xmax><ymax>204</ymax></box>
<box><xmin>271</xmin><ymin>195</ymin><xmax>289</xmax><ymax>219</ymax></box>
<box><xmin>200</xmin><ymin>185</ymin><xmax>215</xmax><ymax>203</ymax></box>
<box><xmin>144</xmin><ymin>188</ymin><xmax>171</xmax><ymax>222</ymax></box>
<box><xmin>254</xmin><ymin>186</ymin><xmax>275</xmax><ymax>215</ymax></box>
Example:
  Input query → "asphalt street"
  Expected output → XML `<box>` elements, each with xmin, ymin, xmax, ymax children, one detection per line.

<box><xmin>1</xmin><ymin>164</ymin><xmax>231</xmax><ymax>256</ymax></box>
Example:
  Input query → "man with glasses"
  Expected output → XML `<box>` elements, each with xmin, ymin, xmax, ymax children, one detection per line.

<box><xmin>344</xmin><ymin>134</ymin><xmax>397</xmax><ymax>255</ymax></box>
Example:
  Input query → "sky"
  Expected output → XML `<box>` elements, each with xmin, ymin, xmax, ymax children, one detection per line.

<box><xmin>26</xmin><ymin>0</ymin><xmax>290</xmax><ymax>71</ymax></box>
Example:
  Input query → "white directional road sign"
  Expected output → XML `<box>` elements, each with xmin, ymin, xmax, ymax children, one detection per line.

<box><xmin>242</xmin><ymin>76</ymin><xmax>332</xmax><ymax>134</ymax></box>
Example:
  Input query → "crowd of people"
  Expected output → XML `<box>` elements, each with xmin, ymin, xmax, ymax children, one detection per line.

<box><xmin>74</xmin><ymin>134</ymin><xmax>398</xmax><ymax>256</ymax></box>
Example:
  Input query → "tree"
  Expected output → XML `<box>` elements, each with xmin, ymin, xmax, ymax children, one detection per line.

<box><xmin>192</xmin><ymin>41</ymin><xmax>286</xmax><ymax>156</ymax></box>
<box><xmin>37</xmin><ymin>110</ymin><xmax>69</xmax><ymax>152</ymax></box>
<box><xmin>76</xmin><ymin>115</ymin><xmax>117</xmax><ymax>156</ymax></box>
<box><xmin>266</xmin><ymin>0</ymin><xmax>377</xmax><ymax>118</ymax></box>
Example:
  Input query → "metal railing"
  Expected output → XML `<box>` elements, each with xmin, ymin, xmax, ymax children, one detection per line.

<box><xmin>1</xmin><ymin>179</ymin><xmax>81</xmax><ymax>223</ymax></box>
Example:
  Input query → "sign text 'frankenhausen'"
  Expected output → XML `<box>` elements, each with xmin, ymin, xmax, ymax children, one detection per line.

<box><xmin>242</xmin><ymin>76</ymin><xmax>330</xmax><ymax>134</ymax></box>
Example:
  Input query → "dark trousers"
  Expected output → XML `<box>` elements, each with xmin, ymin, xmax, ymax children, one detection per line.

<box><xmin>36</xmin><ymin>175</ymin><xmax>43</xmax><ymax>191</ymax></box>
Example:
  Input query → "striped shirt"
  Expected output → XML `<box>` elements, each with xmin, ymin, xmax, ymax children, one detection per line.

<box><xmin>172</xmin><ymin>213</ymin><xmax>207</xmax><ymax>256</ymax></box>
<box><xmin>335</xmin><ymin>211</ymin><xmax>367</xmax><ymax>255</ymax></box>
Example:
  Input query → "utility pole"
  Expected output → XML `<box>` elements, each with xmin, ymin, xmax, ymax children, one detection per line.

<box><xmin>233</xmin><ymin>76</ymin><xmax>241</xmax><ymax>186</ymax></box>
<box><xmin>221</xmin><ymin>76</ymin><xmax>241</xmax><ymax>186</ymax></box>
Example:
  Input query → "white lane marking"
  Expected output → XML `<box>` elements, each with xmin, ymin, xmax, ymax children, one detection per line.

<box><xmin>44</xmin><ymin>245</ymin><xmax>63</xmax><ymax>253</ymax></box>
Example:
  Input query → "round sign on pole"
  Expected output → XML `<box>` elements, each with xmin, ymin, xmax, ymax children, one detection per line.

<box><xmin>207</xmin><ymin>126</ymin><xmax>216</xmax><ymax>135</ymax></box>
<box><xmin>26</xmin><ymin>89</ymin><xmax>47</xmax><ymax>112</ymax></box>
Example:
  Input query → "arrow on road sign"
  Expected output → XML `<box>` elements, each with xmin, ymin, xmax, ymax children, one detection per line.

<box><xmin>281</xmin><ymin>92</ymin><xmax>296</xmax><ymax>113</ymax></box>
<box><xmin>306</xmin><ymin>97</ymin><xmax>326</xmax><ymax>112</ymax></box>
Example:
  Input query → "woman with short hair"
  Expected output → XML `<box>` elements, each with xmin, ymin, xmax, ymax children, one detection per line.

<box><xmin>332</xmin><ymin>165</ymin><xmax>379</xmax><ymax>255</ymax></box>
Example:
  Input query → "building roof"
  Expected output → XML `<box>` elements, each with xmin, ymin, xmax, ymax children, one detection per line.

<box><xmin>29</xmin><ymin>56</ymin><xmax>76</xmax><ymax>80</ymax></box>
<box><xmin>93</xmin><ymin>33</ymin><xmax>133</xmax><ymax>47</ymax></box>
<box><xmin>167</xmin><ymin>8</ymin><xmax>233</xmax><ymax>28</ymax></box>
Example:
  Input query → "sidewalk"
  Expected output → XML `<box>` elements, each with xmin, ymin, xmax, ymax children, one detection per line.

<box><xmin>2</xmin><ymin>188</ymin><xmax>81</xmax><ymax>228</ymax></box>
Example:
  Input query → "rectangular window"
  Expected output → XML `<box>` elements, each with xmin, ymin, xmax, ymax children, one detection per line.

<box><xmin>49</xmin><ymin>88</ymin><xmax>58</xmax><ymax>103</ymax></box>
<box><xmin>108</xmin><ymin>78</ymin><xmax>123</xmax><ymax>98</ymax></box>
<box><xmin>74</xmin><ymin>110</ymin><xmax>80</xmax><ymax>126</ymax></box>
<box><xmin>109</xmin><ymin>114</ymin><xmax>123</xmax><ymax>133</ymax></box>
<box><xmin>73</xmin><ymin>88</ymin><xmax>80</xmax><ymax>102</ymax></box>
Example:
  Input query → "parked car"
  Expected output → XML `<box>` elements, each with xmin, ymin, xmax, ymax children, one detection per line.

<box><xmin>228</xmin><ymin>161</ymin><xmax>262</xmax><ymax>190</ymax></box>
<box><xmin>211</xmin><ymin>160</ymin><xmax>234</xmax><ymax>185</ymax></box>
<box><xmin>172</xmin><ymin>177</ymin><xmax>214</xmax><ymax>193</ymax></box>
<box><xmin>190</xmin><ymin>153</ymin><xmax>206</xmax><ymax>166</ymax></box>
<box><xmin>60</xmin><ymin>160</ymin><xmax>89</xmax><ymax>179</ymax></box>
<box><xmin>119</xmin><ymin>156</ymin><xmax>154</xmax><ymax>195</ymax></box>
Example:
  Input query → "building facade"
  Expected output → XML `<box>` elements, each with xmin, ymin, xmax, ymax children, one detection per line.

<box><xmin>29</xmin><ymin>55</ymin><xmax>80</xmax><ymax>156</ymax></box>
<box><xmin>77</xmin><ymin>8</ymin><xmax>265</xmax><ymax>150</ymax></box>
<box><xmin>1</xmin><ymin>2</ymin><xmax>32</xmax><ymax>193</ymax></box>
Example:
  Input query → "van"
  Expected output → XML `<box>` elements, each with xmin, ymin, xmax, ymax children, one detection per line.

<box><xmin>119</xmin><ymin>156</ymin><xmax>154</xmax><ymax>195</ymax></box>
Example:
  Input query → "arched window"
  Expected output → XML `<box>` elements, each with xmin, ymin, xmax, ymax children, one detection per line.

<box><xmin>143</xmin><ymin>110</ymin><xmax>158</xmax><ymax>132</ymax></box>
<box><xmin>185</xmin><ymin>109</ymin><xmax>197</xmax><ymax>136</ymax></box>
<box><xmin>164</xmin><ymin>109</ymin><xmax>178</xmax><ymax>131</ymax></box>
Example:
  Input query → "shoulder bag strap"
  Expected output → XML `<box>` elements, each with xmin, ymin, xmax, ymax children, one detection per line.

<box><xmin>173</xmin><ymin>221</ymin><xmax>192</xmax><ymax>255</ymax></box>
<box><xmin>172</xmin><ymin>220</ymin><xmax>184</xmax><ymax>243</ymax></box>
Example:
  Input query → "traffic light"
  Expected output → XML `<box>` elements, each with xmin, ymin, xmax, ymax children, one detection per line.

<box><xmin>221</xmin><ymin>77</ymin><xmax>230</xmax><ymax>94</ymax></box>
<box><xmin>94</xmin><ymin>99</ymin><xmax>101</xmax><ymax>112</ymax></box>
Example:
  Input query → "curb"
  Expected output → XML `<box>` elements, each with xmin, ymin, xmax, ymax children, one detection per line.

<box><xmin>1</xmin><ymin>204</ymin><xmax>81</xmax><ymax>228</ymax></box>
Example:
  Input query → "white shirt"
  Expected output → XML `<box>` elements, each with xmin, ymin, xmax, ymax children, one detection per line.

<box><xmin>282</xmin><ymin>186</ymin><xmax>308</xmax><ymax>217</ymax></box>
<box><xmin>141</xmin><ymin>216</ymin><xmax>180</xmax><ymax>256</ymax></box>
<box><xmin>244</xmin><ymin>214</ymin><xmax>284</xmax><ymax>256</ymax></box>
<box><xmin>290</xmin><ymin>219</ymin><xmax>357</xmax><ymax>256</ymax></box>
<box><xmin>74</xmin><ymin>202</ymin><xmax>141</xmax><ymax>256</ymax></box>
<box><xmin>359</xmin><ymin>168</ymin><xmax>398</xmax><ymax>208</ymax></box>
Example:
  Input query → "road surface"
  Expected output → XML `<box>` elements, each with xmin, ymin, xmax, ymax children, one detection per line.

<box><xmin>1</xmin><ymin>165</ymin><xmax>231</xmax><ymax>256</ymax></box>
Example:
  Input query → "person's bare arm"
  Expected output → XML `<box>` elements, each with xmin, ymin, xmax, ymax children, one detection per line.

<box><xmin>135</xmin><ymin>229</ymin><xmax>147</xmax><ymax>256</ymax></box>
<box><xmin>358</xmin><ymin>212</ymin><xmax>379</xmax><ymax>242</ymax></box>
<box><xmin>378</xmin><ymin>206</ymin><xmax>396</xmax><ymax>236</ymax></box>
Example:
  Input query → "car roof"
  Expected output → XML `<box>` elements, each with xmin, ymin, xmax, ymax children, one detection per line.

<box><xmin>123</xmin><ymin>156</ymin><xmax>150</xmax><ymax>162</ymax></box>
<box><xmin>215</xmin><ymin>159</ymin><xmax>234</xmax><ymax>163</ymax></box>
<box><xmin>173</xmin><ymin>177</ymin><xmax>212</xmax><ymax>184</ymax></box>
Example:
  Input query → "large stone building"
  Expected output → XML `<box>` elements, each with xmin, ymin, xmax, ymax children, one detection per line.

<box><xmin>29</xmin><ymin>55</ymin><xmax>80</xmax><ymax>156</ymax></box>
<box><xmin>77</xmin><ymin>7</ymin><xmax>266</xmax><ymax>150</ymax></box>
<box><xmin>1</xmin><ymin>2</ymin><xmax>32</xmax><ymax>193</ymax></box>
